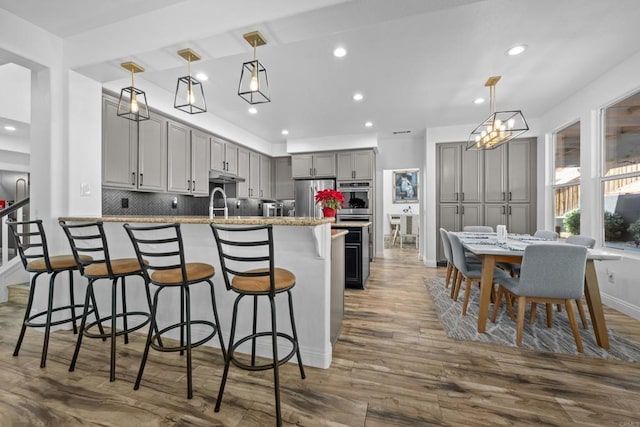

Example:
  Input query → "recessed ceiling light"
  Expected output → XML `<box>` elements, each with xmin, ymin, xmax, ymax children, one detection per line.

<box><xmin>507</xmin><ymin>44</ymin><xmax>527</xmax><ymax>56</ymax></box>
<box><xmin>248</xmin><ymin>107</ymin><xmax>257</xmax><ymax>114</ymax></box>
<box><xmin>473</xmin><ymin>98</ymin><xmax>485</xmax><ymax>105</ymax></box>
<box><xmin>365</xmin><ymin>121</ymin><xmax>373</xmax><ymax>128</ymax></box>
<box><xmin>4</xmin><ymin>125</ymin><xmax>16</xmax><ymax>131</ymax></box>
<box><xmin>333</xmin><ymin>47</ymin><xmax>347</xmax><ymax>58</ymax></box>
<box><xmin>281</xmin><ymin>129</ymin><xmax>289</xmax><ymax>135</ymax></box>
<box><xmin>353</xmin><ymin>93</ymin><xmax>363</xmax><ymax>101</ymax></box>
<box><xmin>195</xmin><ymin>72</ymin><xmax>208</xmax><ymax>81</ymax></box>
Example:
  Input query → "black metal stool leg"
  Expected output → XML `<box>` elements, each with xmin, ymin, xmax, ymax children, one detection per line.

<box><xmin>185</xmin><ymin>286</ymin><xmax>193</xmax><ymax>399</ymax></box>
<box><xmin>251</xmin><ymin>295</ymin><xmax>258</xmax><ymax>366</ymax></box>
<box><xmin>69</xmin><ymin>270</ymin><xmax>78</xmax><ymax>334</ymax></box>
<box><xmin>70</xmin><ymin>280</ymin><xmax>95</xmax><ymax>372</ymax></box>
<box><xmin>121</xmin><ymin>276</ymin><xmax>129</xmax><ymax>345</ymax></box>
<box><xmin>109</xmin><ymin>278</ymin><xmax>118</xmax><ymax>382</ymax></box>
<box><xmin>215</xmin><ymin>294</ymin><xmax>241</xmax><ymax>413</ymax></box>
<box><xmin>287</xmin><ymin>290</ymin><xmax>306</xmax><ymax>379</ymax></box>
<box><xmin>89</xmin><ymin>288</ymin><xmax>106</xmax><ymax>340</ymax></box>
<box><xmin>40</xmin><ymin>272</ymin><xmax>60</xmax><ymax>368</ymax></box>
<box><xmin>180</xmin><ymin>286</ymin><xmax>185</xmax><ymax>356</ymax></box>
<box><xmin>269</xmin><ymin>295</ymin><xmax>282</xmax><ymax>427</ymax></box>
<box><xmin>14</xmin><ymin>273</ymin><xmax>40</xmax><ymax>357</ymax></box>
<box><xmin>207</xmin><ymin>280</ymin><xmax>226</xmax><ymax>360</ymax></box>
<box><xmin>134</xmin><ymin>286</ymin><xmax>160</xmax><ymax>391</ymax></box>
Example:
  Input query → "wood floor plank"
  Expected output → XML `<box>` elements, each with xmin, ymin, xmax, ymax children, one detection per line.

<box><xmin>1</xmin><ymin>246</ymin><xmax>640</xmax><ymax>425</ymax></box>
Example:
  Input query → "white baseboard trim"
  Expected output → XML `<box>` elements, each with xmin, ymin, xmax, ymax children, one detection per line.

<box><xmin>0</xmin><ymin>257</ymin><xmax>28</xmax><ymax>303</ymax></box>
<box><xmin>601</xmin><ymin>293</ymin><xmax>640</xmax><ymax>321</ymax></box>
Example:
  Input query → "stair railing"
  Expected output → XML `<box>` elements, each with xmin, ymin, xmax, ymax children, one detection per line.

<box><xmin>1</xmin><ymin>197</ymin><xmax>30</xmax><ymax>266</ymax></box>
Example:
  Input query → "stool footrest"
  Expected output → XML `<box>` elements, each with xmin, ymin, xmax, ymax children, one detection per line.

<box><xmin>83</xmin><ymin>311</ymin><xmax>151</xmax><ymax>339</ymax></box>
<box><xmin>24</xmin><ymin>304</ymin><xmax>88</xmax><ymax>328</ymax></box>
<box><xmin>151</xmin><ymin>320</ymin><xmax>218</xmax><ymax>353</ymax></box>
<box><xmin>230</xmin><ymin>331</ymin><xmax>298</xmax><ymax>371</ymax></box>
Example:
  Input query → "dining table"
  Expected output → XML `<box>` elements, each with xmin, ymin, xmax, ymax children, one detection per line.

<box><xmin>455</xmin><ymin>232</ymin><xmax>621</xmax><ymax>349</ymax></box>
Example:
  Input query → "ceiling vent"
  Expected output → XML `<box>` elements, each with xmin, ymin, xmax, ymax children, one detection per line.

<box><xmin>392</xmin><ymin>130</ymin><xmax>412</xmax><ymax>134</ymax></box>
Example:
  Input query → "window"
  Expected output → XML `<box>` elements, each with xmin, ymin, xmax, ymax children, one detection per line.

<box><xmin>553</xmin><ymin>122</ymin><xmax>580</xmax><ymax>237</ymax></box>
<box><xmin>602</xmin><ymin>90</ymin><xmax>640</xmax><ymax>251</ymax></box>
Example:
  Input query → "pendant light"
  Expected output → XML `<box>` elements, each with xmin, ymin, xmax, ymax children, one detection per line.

<box><xmin>117</xmin><ymin>62</ymin><xmax>150</xmax><ymax>121</ymax></box>
<box><xmin>174</xmin><ymin>48</ymin><xmax>207</xmax><ymax>114</ymax></box>
<box><xmin>467</xmin><ymin>76</ymin><xmax>528</xmax><ymax>150</ymax></box>
<box><xmin>238</xmin><ymin>31</ymin><xmax>270</xmax><ymax>104</ymax></box>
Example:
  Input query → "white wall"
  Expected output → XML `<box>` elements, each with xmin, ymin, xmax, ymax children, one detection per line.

<box><xmin>287</xmin><ymin>133</ymin><xmax>378</xmax><ymax>154</ymax></box>
<box><xmin>0</xmin><ymin>63</ymin><xmax>30</xmax><ymax>123</ymax></box>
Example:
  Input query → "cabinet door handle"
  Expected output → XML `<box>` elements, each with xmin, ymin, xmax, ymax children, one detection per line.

<box><xmin>140</xmin><ymin>173</ymin><xmax>143</xmax><ymax>186</ymax></box>
<box><xmin>508</xmin><ymin>206</ymin><xmax>512</xmax><ymax>215</ymax></box>
<box><xmin>455</xmin><ymin>192</ymin><xmax>458</xmax><ymax>201</ymax></box>
<box><xmin>501</xmin><ymin>192</ymin><xmax>506</xmax><ymax>201</ymax></box>
<box><xmin>226</xmin><ymin>161</ymin><xmax>229</xmax><ymax>171</ymax></box>
<box><xmin>508</xmin><ymin>191</ymin><xmax>512</xmax><ymax>201</ymax></box>
<box><xmin>131</xmin><ymin>172</ymin><xmax>136</xmax><ymax>186</ymax></box>
<box><xmin>310</xmin><ymin>168</ymin><xmax>313</xmax><ymax>176</ymax></box>
<box><xmin>502</xmin><ymin>206</ymin><xmax>506</xmax><ymax>215</ymax></box>
<box><xmin>455</xmin><ymin>206</ymin><xmax>459</xmax><ymax>214</ymax></box>
<box><xmin>192</xmin><ymin>180</ymin><xmax>196</xmax><ymax>191</ymax></box>
<box><xmin>461</xmin><ymin>206</ymin><xmax>465</xmax><ymax>214</ymax></box>
<box><xmin>314</xmin><ymin>167</ymin><xmax>317</xmax><ymax>176</ymax></box>
<box><xmin>461</xmin><ymin>192</ymin><xmax>464</xmax><ymax>201</ymax></box>
<box><xmin>187</xmin><ymin>180</ymin><xmax>191</xmax><ymax>191</ymax></box>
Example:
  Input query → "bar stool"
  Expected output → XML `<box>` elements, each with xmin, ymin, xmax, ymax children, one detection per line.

<box><xmin>123</xmin><ymin>222</ymin><xmax>226</xmax><ymax>399</ymax></box>
<box><xmin>7</xmin><ymin>219</ymin><xmax>91</xmax><ymax>368</ymax></box>
<box><xmin>59</xmin><ymin>220</ymin><xmax>154</xmax><ymax>382</ymax></box>
<box><xmin>210</xmin><ymin>224</ymin><xmax>306</xmax><ymax>427</ymax></box>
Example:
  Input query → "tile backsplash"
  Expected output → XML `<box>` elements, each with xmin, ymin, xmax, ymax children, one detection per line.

<box><xmin>103</xmin><ymin>187</ymin><xmax>263</xmax><ymax>217</ymax></box>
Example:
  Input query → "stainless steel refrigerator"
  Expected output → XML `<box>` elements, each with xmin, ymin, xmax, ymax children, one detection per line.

<box><xmin>294</xmin><ymin>179</ymin><xmax>335</xmax><ymax>217</ymax></box>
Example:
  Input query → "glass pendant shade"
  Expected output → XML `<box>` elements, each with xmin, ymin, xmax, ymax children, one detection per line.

<box><xmin>117</xmin><ymin>62</ymin><xmax>150</xmax><ymax>122</ymax></box>
<box><xmin>238</xmin><ymin>59</ymin><xmax>270</xmax><ymax>104</ymax></box>
<box><xmin>174</xmin><ymin>75</ymin><xmax>207</xmax><ymax>114</ymax></box>
<box><xmin>467</xmin><ymin>76</ymin><xmax>528</xmax><ymax>150</ymax></box>
<box><xmin>174</xmin><ymin>48</ymin><xmax>207</xmax><ymax>114</ymax></box>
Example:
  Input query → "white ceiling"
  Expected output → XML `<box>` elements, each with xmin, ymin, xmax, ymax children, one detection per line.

<box><xmin>3</xmin><ymin>0</ymin><xmax>640</xmax><ymax>144</ymax></box>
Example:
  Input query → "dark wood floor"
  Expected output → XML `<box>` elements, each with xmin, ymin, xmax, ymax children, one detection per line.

<box><xmin>2</xmin><ymin>247</ymin><xmax>640</xmax><ymax>426</ymax></box>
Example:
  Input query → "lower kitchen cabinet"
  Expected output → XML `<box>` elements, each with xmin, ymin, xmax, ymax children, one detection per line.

<box><xmin>342</xmin><ymin>226</ymin><xmax>370</xmax><ymax>289</ymax></box>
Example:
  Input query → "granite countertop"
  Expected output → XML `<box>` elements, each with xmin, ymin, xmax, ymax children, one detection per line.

<box><xmin>331</xmin><ymin>221</ymin><xmax>372</xmax><ymax>228</ymax></box>
<box><xmin>331</xmin><ymin>229</ymin><xmax>348</xmax><ymax>240</ymax></box>
<box><xmin>59</xmin><ymin>215</ymin><xmax>335</xmax><ymax>226</ymax></box>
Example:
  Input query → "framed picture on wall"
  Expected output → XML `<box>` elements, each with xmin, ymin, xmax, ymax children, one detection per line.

<box><xmin>393</xmin><ymin>169</ymin><xmax>418</xmax><ymax>203</ymax></box>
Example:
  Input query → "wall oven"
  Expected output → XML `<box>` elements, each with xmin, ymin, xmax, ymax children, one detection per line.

<box><xmin>337</xmin><ymin>181</ymin><xmax>372</xmax><ymax>215</ymax></box>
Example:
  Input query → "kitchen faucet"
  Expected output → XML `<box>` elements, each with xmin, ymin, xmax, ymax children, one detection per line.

<box><xmin>209</xmin><ymin>187</ymin><xmax>229</xmax><ymax>219</ymax></box>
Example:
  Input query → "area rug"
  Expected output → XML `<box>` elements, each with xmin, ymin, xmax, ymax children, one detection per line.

<box><xmin>425</xmin><ymin>277</ymin><xmax>640</xmax><ymax>361</ymax></box>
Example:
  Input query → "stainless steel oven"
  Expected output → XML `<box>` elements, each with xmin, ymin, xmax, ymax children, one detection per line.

<box><xmin>337</xmin><ymin>181</ymin><xmax>372</xmax><ymax>215</ymax></box>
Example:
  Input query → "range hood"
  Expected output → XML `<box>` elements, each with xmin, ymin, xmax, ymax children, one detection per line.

<box><xmin>208</xmin><ymin>168</ymin><xmax>245</xmax><ymax>184</ymax></box>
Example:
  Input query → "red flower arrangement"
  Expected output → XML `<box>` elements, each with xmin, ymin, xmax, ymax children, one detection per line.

<box><xmin>314</xmin><ymin>189</ymin><xmax>345</xmax><ymax>210</ymax></box>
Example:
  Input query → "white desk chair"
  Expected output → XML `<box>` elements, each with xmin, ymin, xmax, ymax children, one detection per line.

<box><xmin>388</xmin><ymin>214</ymin><xmax>401</xmax><ymax>246</ymax></box>
<box><xmin>399</xmin><ymin>214</ymin><xmax>419</xmax><ymax>249</ymax></box>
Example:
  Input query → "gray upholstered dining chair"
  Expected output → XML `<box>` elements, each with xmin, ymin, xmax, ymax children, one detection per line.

<box><xmin>447</xmin><ymin>232</ymin><xmax>508</xmax><ymax>314</ymax></box>
<box><xmin>462</xmin><ymin>225</ymin><xmax>494</xmax><ymax>232</ymax></box>
<box><xmin>439</xmin><ymin>228</ymin><xmax>456</xmax><ymax>289</ymax></box>
<box><xmin>533</xmin><ymin>230</ymin><xmax>559</xmax><ymax>240</ymax></box>
<box><xmin>491</xmin><ymin>244</ymin><xmax>588</xmax><ymax>352</ymax></box>
<box><xmin>566</xmin><ymin>235</ymin><xmax>595</xmax><ymax>248</ymax></box>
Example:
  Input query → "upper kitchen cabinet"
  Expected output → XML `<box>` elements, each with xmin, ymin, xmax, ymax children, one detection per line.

<box><xmin>484</xmin><ymin>139</ymin><xmax>533</xmax><ymax>203</ymax></box>
<box><xmin>237</xmin><ymin>147</ymin><xmax>251</xmax><ymax>197</ymax></box>
<box><xmin>102</xmin><ymin>97</ymin><xmax>167</xmax><ymax>191</ymax></box>
<box><xmin>260</xmin><ymin>155</ymin><xmax>272</xmax><ymax>199</ymax></box>
<box><xmin>337</xmin><ymin>150</ymin><xmax>374</xmax><ymax>180</ymax></box>
<box><xmin>291</xmin><ymin>152</ymin><xmax>336</xmax><ymax>178</ymax></box>
<box><xmin>167</xmin><ymin>122</ymin><xmax>210</xmax><ymax>196</ymax></box>
<box><xmin>438</xmin><ymin>142</ymin><xmax>483</xmax><ymax>203</ymax></box>
<box><xmin>273</xmin><ymin>157</ymin><xmax>294</xmax><ymax>199</ymax></box>
<box><xmin>211</xmin><ymin>137</ymin><xmax>238</xmax><ymax>175</ymax></box>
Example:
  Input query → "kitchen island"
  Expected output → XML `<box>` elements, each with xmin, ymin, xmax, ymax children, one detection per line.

<box><xmin>332</xmin><ymin>221</ymin><xmax>372</xmax><ymax>289</ymax></box>
<box><xmin>57</xmin><ymin>215</ymin><xmax>336</xmax><ymax>369</ymax></box>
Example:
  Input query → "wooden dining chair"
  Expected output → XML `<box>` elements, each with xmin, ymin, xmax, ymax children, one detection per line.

<box><xmin>491</xmin><ymin>244</ymin><xmax>588</xmax><ymax>352</ymax></box>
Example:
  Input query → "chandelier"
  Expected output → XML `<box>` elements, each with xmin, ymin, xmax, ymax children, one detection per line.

<box><xmin>467</xmin><ymin>76</ymin><xmax>528</xmax><ymax>150</ymax></box>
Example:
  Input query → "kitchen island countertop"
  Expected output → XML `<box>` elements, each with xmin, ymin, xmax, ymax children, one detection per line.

<box><xmin>331</xmin><ymin>221</ymin><xmax>372</xmax><ymax>228</ymax></box>
<box><xmin>59</xmin><ymin>215</ymin><xmax>334</xmax><ymax>226</ymax></box>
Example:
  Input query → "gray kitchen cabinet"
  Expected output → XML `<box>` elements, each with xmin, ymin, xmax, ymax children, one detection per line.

<box><xmin>484</xmin><ymin>203</ymin><xmax>530</xmax><ymax>235</ymax></box>
<box><xmin>437</xmin><ymin>203</ymin><xmax>484</xmax><ymax>260</ymax></box>
<box><xmin>484</xmin><ymin>139</ymin><xmax>532</xmax><ymax>203</ymax></box>
<box><xmin>291</xmin><ymin>152</ymin><xmax>336</xmax><ymax>178</ymax></box>
<box><xmin>438</xmin><ymin>142</ymin><xmax>483</xmax><ymax>203</ymax></box>
<box><xmin>273</xmin><ymin>157</ymin><xmax>294</xmax><ymax>199</ymax></box>
<box><xmin>337</xmin><ymin>150</ymin><xmax>374</xmax><ymax>180</ymax></box>
<box><xmin>249</xmin><ymin>151</ymin><xmax>260</xmax><ymax>198</ymax></box>
<box><xmin>260</xmin><ymin>155</ymin><xmax>272</xmax><ymax>199</ymax></box>
<box><xmin>211</xmin><ymin>136</ymin><xmax>238</xmax><ymax>175</ymax></box>
<box><xmin>102</xmin><ymin>97</ymin><xmax>166</xmax><ymax>192</ymax></box>
<box><xmin>167</xmin><ymin>122</ymin><xmax>210</xmax><ymax>195</ymax></box>
<box><xmin>237</xmin><ymin>147</ymin><xmax>250</xmax><ymax>197</ymax></box>
<box><xmin>190</xmin><ymin>130</ymin><xmax>210</xmax><ymax>196</ymax></box>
